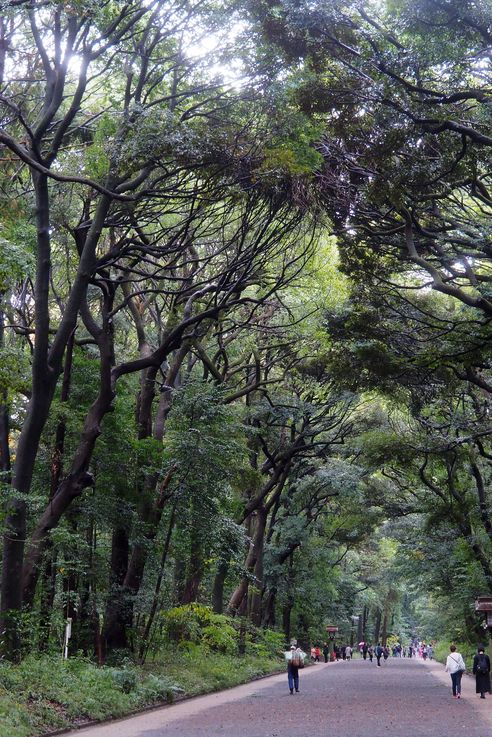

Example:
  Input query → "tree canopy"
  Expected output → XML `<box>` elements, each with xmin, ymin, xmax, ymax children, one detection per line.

<box><xmin>0</xmin><ymin>0</ymin><xmax>491</xmax><ymax>664</ymax></box>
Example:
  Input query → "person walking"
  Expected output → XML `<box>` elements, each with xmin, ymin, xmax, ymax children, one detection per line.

<box><xmin>322</xmin><ymin>642</ymin><xmax>329</xmax><ymax>663</ymax></box>
<box><xmin>375</xmin><ymin>643</ymin><xmax>383</xmax><ymax>666</ymax></box>
<box><xmin>286</xmin><ymin>644</ymin><xmax>305</xmax><ymax>694</ymax></box>
<box><xmin>445</xmin><ymin>644</ymin><xmax>465</xmax><ymax>699</ymax></box>
<box><xmin>473</xmin><ymin>646</ymin><xmax>491</xmax><ymax>699</ymax></box>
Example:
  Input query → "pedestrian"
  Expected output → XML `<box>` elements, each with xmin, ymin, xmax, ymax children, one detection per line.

<box><xmin>445</xmin><ymin>644</ymin><xmax>465</xmax><ymax>699</ymax></box>
<box><xmin>375</xmin><ymin>643</ymin><xmax>383</xmax><ymax>666</ymax></box>
<box><xmin>286</xmin><ymin>644</ymin><xmax>305</xmax><ymax>694</ymax></box>
<box><xmin>362</xmin><ymin>643</ymin><xmax>368</xmax><ymax>660</ymax></box>
<box><xmin>383</xmin><ymin>645</ymin><xmax>389</xmax><ymax>661</ymax></box>
<box><xmin>322</xmin><ymin>642</ymin><xmax>329</xmax><ymax>663</ymax></box>
<box><xmin>314</xmin><ymin>645</ymin><xmax>321</xmax><ymax>662</ymax></box>
<box><xmin>345</xmin><ymin>645</ymin><xmax>352</xmax><ymax>660</ymax></box>
<box><xmin>368</xmin><ymin>645</ymin><xmax>374</xmax><ymax>662</ymax></box>
<box><xmin>428</xmin><ymin>645</ymin><xmax>433</xmax><ymax>660</ymax></box>
<box><xmin>473</xmin><ymin>646</ymin><xmax>491</xmax><ymax>699</ymax></box>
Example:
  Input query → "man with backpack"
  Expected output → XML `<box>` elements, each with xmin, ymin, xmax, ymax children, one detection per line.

<box><xmin>286</xmin><ymin>643</ymin><xmax>306</xmax><ymax>694</ymax></box>
<box><xmin>473</xmin><ymin>646</ymin><xmax>491</xmax><ymax>698</ymax></box>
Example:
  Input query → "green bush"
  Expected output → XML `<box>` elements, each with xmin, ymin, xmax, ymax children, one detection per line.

<box><xmin>245</xmin><ymin>628</ymin><xmax>285</xmax><ymax>658</ymax></box>
<box><xmin>138</xmin><ymin>674</ymin><xmax>183</xmax><ymax>703</ymax></box>
<box><xmin>161</xmin><ymin>603</ymin><xmax>212</xmax><ymax>643</ymax></box>
<box><xmin>161</xmin><ymin>604</ymin><xmax>240</xmax><ymax>653</ymax></box>
<box><xmin>201</xmin><ymin>623</ymin><xmax>237</xmax><ymax>654</ymax></box>
<box><xmin>111</xmin><ymin>667</ymin><xmax>138</xmax><ymax>694</ymax></box>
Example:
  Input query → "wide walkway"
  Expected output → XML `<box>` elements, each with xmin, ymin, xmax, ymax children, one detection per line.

<box><xmin>64</xmin><ymin>657</ymin><xmax>492</xmax><ymax>737</ymax></box>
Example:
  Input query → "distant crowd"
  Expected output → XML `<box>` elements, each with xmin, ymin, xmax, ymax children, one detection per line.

<box><xmin>285</xmin><ymin>637</ymin><xmax>436</xmax><ymax>693</ymax></box>
<box><xmin>308</xmin><ymin>639</ymin><xmax>433</xmax><ymax>664</ymax></box>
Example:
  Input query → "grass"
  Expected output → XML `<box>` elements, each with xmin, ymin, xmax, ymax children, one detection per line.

<box><xmin>0</xmin><ymin>651</ymin><xmax>285</xmax><ymax>737</ymax></box>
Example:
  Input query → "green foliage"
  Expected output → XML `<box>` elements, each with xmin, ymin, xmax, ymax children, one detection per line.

<box><xmin>0</xmin><ymin>655</ymin><xmax>182</xmax><ymax>737</ymax></box>
<box><xmin>245</xmin><ymin>628</ymin><xmax>285</xmax><ymax>658</ymax></box>
<box><xmin>0</xmin><ymin>237</ymin><xmax>34</xmax><ymax>291</ymax></box>
<box><xmin>160</xmin><ymin>604</ymin><xmax>237</xmax><ymax>652</ymax></box>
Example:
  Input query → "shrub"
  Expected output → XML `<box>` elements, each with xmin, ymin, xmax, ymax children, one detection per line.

<box><xmin>139</xmin><ymin>674</ymin><xmax>183</xmax><ymax>704</ymax></box>
<box><xmin>160</xmin><ymin>604</ymin><xmax>239</xmax><ymax>653</ymax></box>
<box><xmin>110</xmin><ymin>668</ymin><xmax>138</xmax><ymax>694</ymax></box>
<box><xmin>201</xmin><ymin>623</ymin><xmax>237</xmax><ymax>654</ymax></box>
<box><xmin>246</xmin><ymin>628</ymin><xmax>285</xmax><ymax>658</ymax></box>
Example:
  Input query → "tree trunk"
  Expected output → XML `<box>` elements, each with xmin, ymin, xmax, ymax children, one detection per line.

<box><xmin>248</xmin><ymin>508</ymin><xmax>267</xmax><ymax>626</ymax></box>
<box><xmin>180</xmin><ymin>532</ymin><xmax>204</xmax><ymax>605</ymax></box>
<box><xmin>261</xmin><ymin>587</ymin><xmax>276</xmax><ymax>627</ymax></box>
<box><xmin>362</xmin><ymin>604</ymin><xmax>368</xmax><ymax>642</ymax></box>
<box><xmin>374</xmin><ymin>608</ymin><xmax>381</xmax><ymax>644</ymax></box>
<box><xmin>104</xmin><ymin>346</ymin><xmax>188</xmax><ymax>649</ymax></box>
<box><xmin>227</xmin><ymin>507</ymin><xmax>267</xmax><ymax>616</ymax></box>
<box><xmin>0</xmin><ymin>296</ymin><xmax>10</xmax><ymax>484</ymax></box>
<box><xmin>38</xmin><ymin>331</ymin><xmax>75</xmax><ymax>649</ymax></box>
<box><xmin>1</xmin><ymin>188</ymin><xmax>112</xmax><ymax>657</ymax></box>
<box><xmin>282</xmin><ymin>553</ymin><xmax>294</xmax><ymax>642</ymax></box>
<box><xmin>357</xmin><ymin>609</ymin><xmax>364</xmax><ymax>645</ymax></box>
<box><xmin>103</xmin><ymin>525</ymin><xmax>130</xmax><ymax>651</ymax></box>
<box><xmin>381</xmin><ymin>609</ymin><xmax>388</xmax><ymax>646</ymax></box>
<box><xmin>22</xmin><ymin>299</ymin><xmax>115</xmax><ymax>606</ymax></box>
<box><xmin>212</xmin><ymin>559</ymin><xmax>229</xmax><ymax>614</ymax></box>
<box><xmin>139</xmin><ymin>502</ymin><xmax>177</xmax><ymax>662</ymax></box>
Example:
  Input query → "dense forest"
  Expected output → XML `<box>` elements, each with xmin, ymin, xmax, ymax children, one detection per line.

<box><xmin>1</xmin><ymin>0</ymin><xmax>492</xmax><ymax>674</ymax></box>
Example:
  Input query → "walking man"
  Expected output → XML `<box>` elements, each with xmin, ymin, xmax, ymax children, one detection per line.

<box><xmin>375</xmin><ymin>643</ymin><xmax>383</xmax><ymax>667</ymax></box>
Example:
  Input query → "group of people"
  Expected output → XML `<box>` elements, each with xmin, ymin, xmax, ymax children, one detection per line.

<box><xmin>288</xmin><ymin>637</ymin><xmax>492</xmax><ymax>699</ymax></box>
<box><xmin>445</xmin><ymin>644</ymin><xmax>491</xmax><ymax>700</ymax></box>
<box><xmin>309</xmin><ymin>643</ymin><xmax>355</xmax><ymax>663</ymax></box>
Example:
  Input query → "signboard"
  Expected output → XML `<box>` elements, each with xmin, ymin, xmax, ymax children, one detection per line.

<box><xmin>475</xmin><ymin>597</ymin><xmax>492</xmax><ymax>612</ymax></box>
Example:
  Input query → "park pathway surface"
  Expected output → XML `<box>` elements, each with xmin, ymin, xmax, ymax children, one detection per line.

<box><xmin>63</xmin><ymin>657</ymin><xmax>492</xmax><ymax>737</ymax></box>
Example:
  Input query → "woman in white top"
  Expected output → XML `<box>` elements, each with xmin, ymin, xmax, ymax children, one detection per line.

<box><xmin>445</xmin><ymin>644</ymin><xmax>466</xmax><ymax>698</ymax></box>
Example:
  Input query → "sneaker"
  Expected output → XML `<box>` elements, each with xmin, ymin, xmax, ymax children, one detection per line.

<box><xmin>290</xmin><ymin>689</ymin><xmax>293</xmax><ymax>694</ymax></box>
<box><xmin>295</xmin><ymin>689</ymin><xmax>299</xmax><ymax>693</ymax></box>
<box><xmin>457</xmin><ymin>694</ymin><xmax>461</xmax><ymax>699</ymax></box>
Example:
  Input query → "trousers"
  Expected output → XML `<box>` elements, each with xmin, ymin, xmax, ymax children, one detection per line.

<box><xmin>287</xmin><ymin>667</ymin><xmax>299</xmax><ymax>692</ymax></box>
<box><xmin>450</xmin><ymin>670</ymin><xmax>463</xmax><ymax>695</ymax></box>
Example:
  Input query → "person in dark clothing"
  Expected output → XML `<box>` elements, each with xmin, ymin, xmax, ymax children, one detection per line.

<box><xmin>473</xmin><ymin>646</ymin><xmax>491</xmax><ymax>698</ymax></box>
<box><xmin>375</xmin><ymin>643</ymin><xmax>383</xmax><ymax>666</ymax></box>
<box><xmin>322</xmin><ymin>643</ymin><xmax>329</xmax><ymax>663</ymax></box>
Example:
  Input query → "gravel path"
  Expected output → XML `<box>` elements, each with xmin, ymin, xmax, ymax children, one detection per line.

<box><xmin>63</xmin><ymin>657</ymin><xmax>492</xmax><ymax>737</ymax></box>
